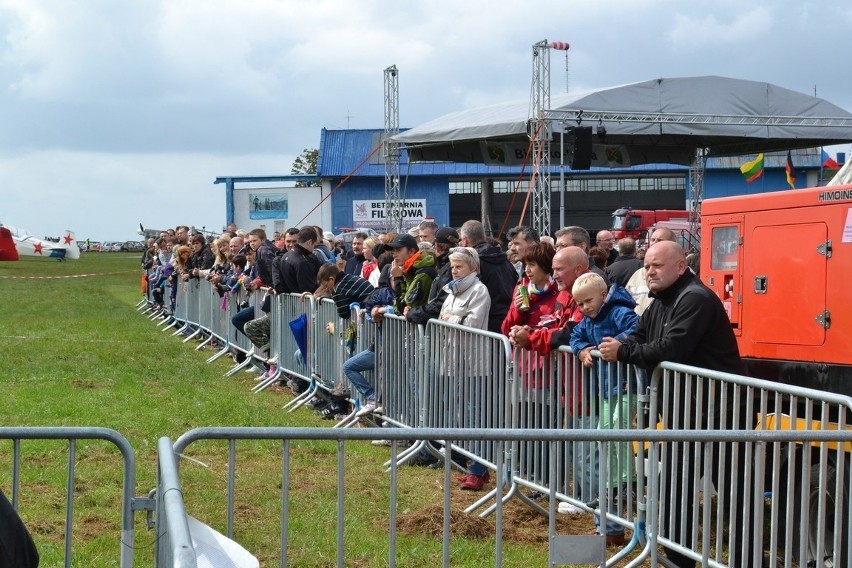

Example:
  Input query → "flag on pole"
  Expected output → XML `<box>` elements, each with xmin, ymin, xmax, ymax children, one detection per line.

<box><xmin>740</xmin><ymin>153</ymin><xmax>764</xmax><ymax>183</ymax></box>
<box><xmin>821</xmin><ymin>149</ymin><xmax>841</xmax><ymax>170</ymax></box>
<box><xmin>785</xmin><ymin>150</ymin><xmax>796</xmax><ymax>189</ymax></box>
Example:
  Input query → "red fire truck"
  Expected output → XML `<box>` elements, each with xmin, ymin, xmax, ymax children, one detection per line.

<box><xmin>611</xmin><ymin>207</ymin><xmax>690</xmax><ymax>241</ymax></box>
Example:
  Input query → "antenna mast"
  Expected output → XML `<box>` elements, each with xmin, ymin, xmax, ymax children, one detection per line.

<box><xmin>383</xmin><ymin>65</ymin><xmax>402</xmax><ymax>233</ymax></box>
<box><xmin>530</xmin><ymin>40</ymin><xmax>568</xmax><ymax>236</ymax></box>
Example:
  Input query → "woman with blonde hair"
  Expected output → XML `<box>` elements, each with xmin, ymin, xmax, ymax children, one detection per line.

<box><xmin>360</xmin><ymin>237</ymin><xmax>378</xmax><ymax>281</ymax></box>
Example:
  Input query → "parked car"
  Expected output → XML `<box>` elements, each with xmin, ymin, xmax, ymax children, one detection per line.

<box><xmin>334</xmin><ymin>228</ymin><xmax>379</xmax><ymax>250</ymax></box>
<box><xmin>101</xmin><ymin>241</ymin><xmax>123</xmax><ymax>252</ymax></box>
<box><xmin>121</xmin><ymin>240</ymin><xmax>145</xmax><ymax>252</ymax></box>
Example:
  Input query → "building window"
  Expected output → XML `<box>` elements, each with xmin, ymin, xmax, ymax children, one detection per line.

<box><xmin>449</xmin><ymin>175</ymin><xmax>685</xmax><ymax>194</ymax></box>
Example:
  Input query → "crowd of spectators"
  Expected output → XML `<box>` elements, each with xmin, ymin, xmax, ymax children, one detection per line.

<box><xmin>142</xmin><ymin>219</ymin><xmax>723</xmax><ymax>557</ymax></box>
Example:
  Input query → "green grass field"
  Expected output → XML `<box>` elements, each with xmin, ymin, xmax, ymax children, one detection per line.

<box><xmin>0</xmin><ymin>254</ymin><xmax>576</xmax><ymax>567</ymax></box>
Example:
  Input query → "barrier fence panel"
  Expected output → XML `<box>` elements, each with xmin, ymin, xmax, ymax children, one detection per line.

<box><xmin>350</xmin><ymin>307</ymin><xmax>380</xmax><ymax>409</ymax></box>
<box><xmin>312</xmin><ymin>298</ymin><xmax>349</xmax><ymax>390</ymax></box>
<box><xmin>550</xmin><ymin>346</ymin><xmax>597</xmax><ymax>511</ymax></box>
<box><xmin>155</xmin><ymin>437</ymin><xmax>196</xmax><ymax>568</ymax></box>
<box><xmin>377</xmin><ymin>314</ymin><xmax>424</xmax><ymax>431</ymax></box>
<box><xmin>251</xmin><ymin>292</ymin><xmax>285</xmax><ymax>392</ymax></box>
<box><xmin>273</xmin><ymin>293</ymin><xmax>315</xmax><ymax>385</ymax></box>
<box><xmin>228</xmin><ymin>288</ymin><xmax>255</xmax><ymax>359</ymax></box>
<box><xmin>422</xmin><ymin>320</ymin><xmax>513</xmax><ymax>494</ymax></box>
<box><xmin>204</xmin><ymin>280</ymin><xmax>234</xmax><ymax>363</ymax></box>
<box><xmin>172</xmin><ymin>280</ymin><xmax>189</xmax><ymax>332</ymax></box>
<box><xmin>0</xmin><ymin>427</ymin><xmax>138</xmax><ymax>568</ymax></box>
<box><xmin>168</xmin><ymin>427</ymin><xmax>559</xmax><ymax>568</ymax></box>
<box><xmin>511</xmin><ymin>345</ymin><xmax>573</xmax><ymax>513</ymax></box>
<box><xmin>191</xmin><ymin>279</ymin><xmax>215</xmax><ymax>349</ymax></box>
<box><xmin>645</xmin><ymin>361</ymin><xmax>852</xmax><ymax>568</ymax></box>
<box><xmin>166</xmin><ymin>425</ymin><xmax>852</xmax><ymax>568</ymax></box>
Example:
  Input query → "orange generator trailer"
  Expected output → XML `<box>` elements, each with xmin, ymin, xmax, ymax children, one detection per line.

<box><xmin>701</xmin><ymin>184</ymin><xmax>852</xmax><ymax>565</ymax></box>
<box><xmin>701</xmin><ymin>184</ymin><xmax>852</xmax><ymax>395</ymax></box>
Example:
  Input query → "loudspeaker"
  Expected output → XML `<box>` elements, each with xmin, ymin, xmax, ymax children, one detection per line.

<box><xmin>566</xmin><ymin>126</ymin><xmax>593</xmax><ymax>170</ymax></box>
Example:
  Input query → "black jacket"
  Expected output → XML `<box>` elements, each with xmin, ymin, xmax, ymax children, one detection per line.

<box><xmin>617</xmin><ymin>270</ymin><xmax>742</xmax><ymax>375</ymax></box>
<box><xmin>474</xmin><ymin>241</ymin><xmax>517</xmax><ymax>333</ymax></box>
<box><xmin>254</xmin><ymin>239</ymin><xmax>278</xmax><ymax>287</ymax></box>
<box><xmin>186</xmin><ymin>247</ymin><xmax>214</xmax><ymax>278</ymax></box>
<box><xmin>606</xmin><ymin>256</ymin><xmax>643</xmax><ymax>287</ymax></box>
<box><xmin>344</xmin><ymin>254</ymin><xmax>365</xmax><ymax>276</ymax></box>
<box><xmin>272</xmin><ymin>244</ymin><xmax>322</xmax><ymax>294</ymax></box>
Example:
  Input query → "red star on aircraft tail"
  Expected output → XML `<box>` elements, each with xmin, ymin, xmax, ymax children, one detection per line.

<box><xmin>33</xmin><ymin>242</ymin><xmax>44</xmax><ymax>254</ymax></box>
<box><xmin>64</xmin><ymin>234</ymin><xmax>73</xmax><ymax>245</ymax></box>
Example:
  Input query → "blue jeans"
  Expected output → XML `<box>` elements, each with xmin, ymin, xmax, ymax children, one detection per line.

<box><xmin>231</xmin><ymin>305</ymin><xmax>254</xmax><ymax>337</ymax></box>
<box><xmin>343</xmin><ymin>349</ymin><xmax>375</xmax><ymax>401</ymax></box>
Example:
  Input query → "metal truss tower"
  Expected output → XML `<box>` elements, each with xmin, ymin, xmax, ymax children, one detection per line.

<box><xmin>383</xmin><ymin>65</ymin><xmax>402</xmax><ymax>233</ymax></box>
<box><xmin>688</xmin><ymin>147</ymin><xmax>706</xmax><ymax>236</ymax></box>
<box><xmin>530</xmin><ymin>40</ymin><xmax>552</xmax><ymax>237</ymax></box>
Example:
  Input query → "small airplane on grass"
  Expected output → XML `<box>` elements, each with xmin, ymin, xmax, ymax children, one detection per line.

<box><xmin>0</xmin><ymin>224</ymin><xmax>80</xmax><ymax>260</ymax></box>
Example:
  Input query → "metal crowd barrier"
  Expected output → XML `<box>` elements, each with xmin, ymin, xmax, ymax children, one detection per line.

<box><xmin>204</xmin><ymin>283</ymin><xmax>236</xmax><ymax>363</ymax></box>
<box><xmin>272</xmin><ymin>293</ymin><xmax>316</xmax><ymax>406</ymax></box>
<box><xmin>154</xmin><ymin>437</ymin><xmax>196</xmax><ymax>568</ymax></box>
<box><xmin>141</xmin><ymin>285</ymin><xmax>852</xmax><ymax>567</ymax></box>
<box><xmin>332</xmin><ymin>305</ymin><xmax>381</xmax><ymax>427</ymax></box>
<box><xmin>376</xmin><ymin>314</ymin><xmax>424</xmax><ymax>434</ymax></box>
<box><xmin>164</xmin><ymin>424</ymin><xmax>852</xmax><ymax>568</ymax></box>
<box><xmin>311</xmin><ymin>297</ymin><xmax>348</xmax><ymax>389</ymax></box>
<box><xmin>223</xmin><ymin>287</ymin><xmax>267</xmax><ymax>378</ymax></box>
<box><xmin>423</xmin><ymin>319</ymin><xmax>513</xmax><ymax>505</ymax></box>
<box><xmin>642</xmin><ymin>361</ymin><xmax>852</xmax><ymax>568</ymax></box>
<box><xmin>0</xmin><ymin>427</ymin><xmax>139</xmax><ymax>568</ymax></box>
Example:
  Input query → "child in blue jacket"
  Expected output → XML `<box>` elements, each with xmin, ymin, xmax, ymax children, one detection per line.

<box><xmin>570</xmin><ymin>272</ymin><xmax>639</xmax><ymax>544</ymax></box>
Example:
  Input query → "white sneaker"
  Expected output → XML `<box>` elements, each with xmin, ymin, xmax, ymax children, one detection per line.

<box><xmin>355</xmin><ymin>400</ymin><xmax>380</xmax><ymax>417</ymax></box>
<box><xmin>558</xmin><ymin>502</ymin><xmax>582</xmax><ymax>514</ymax></box>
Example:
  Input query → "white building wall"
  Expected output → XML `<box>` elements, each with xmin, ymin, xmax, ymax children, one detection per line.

<box><xmin>233</xmin><ymin>185</ymin><xmax>331</xmax><ymax>235</ymax></box>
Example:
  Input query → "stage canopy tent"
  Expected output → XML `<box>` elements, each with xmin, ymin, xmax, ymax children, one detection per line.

<box><xmin>394</xmin><ymin>76</ymin><xmax>852</xmax><ymax>167</ymax></box>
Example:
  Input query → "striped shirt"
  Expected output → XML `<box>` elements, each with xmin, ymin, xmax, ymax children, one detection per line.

<box><xmin>333</xmin><ymin>273</ymin><xmax>375</xmax><ymax>319</ymax></box>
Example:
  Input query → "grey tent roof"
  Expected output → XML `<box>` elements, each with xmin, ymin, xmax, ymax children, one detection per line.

<box><xmin>395</xmin><ymin>76</ymin><xmax>852</xmax><ymax>166</ymax></box>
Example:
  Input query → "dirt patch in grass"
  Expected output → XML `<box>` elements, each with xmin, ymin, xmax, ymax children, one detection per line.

<box><xmin>396</xmin><ymin>488</ymin><xmax>595</xmax><ymax>544</ymax></box>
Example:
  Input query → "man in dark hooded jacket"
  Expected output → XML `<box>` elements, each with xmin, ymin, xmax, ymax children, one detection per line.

<box><xmin>459</xmin><ymin>220</ymin><xmax>516</xmax><ymax>333</ymax></box>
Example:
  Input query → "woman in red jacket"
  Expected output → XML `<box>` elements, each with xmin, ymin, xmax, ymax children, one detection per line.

<box><xmin>501</xmin><ymin>242</ymin><xmax>559</xmax><ymax>337</ymax></box>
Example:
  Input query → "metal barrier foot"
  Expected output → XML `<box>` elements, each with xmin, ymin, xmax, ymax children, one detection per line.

<box><xmin>180</xmin><ymin>327</ymin><xmax>201</xmax><ymax>343</ymax></box>
<box><xmin>384</xmin><ymin>439</ymin><xmax>427</xmax><ymax>469</ymax></box>
<box><xmin>205</xmin><ymin>344</ymin><xmax>231</xmax><ymax>364</ymax></box>
<box><xmin>224</xmin><ymin>353</ymin><xmax>254</xmax><ymax>377</ymax></box>
<box><xmin>251</xmin><ymin>367</ymin><xmax>281</xmax><ymax>393</ymax></box>
<box><xmin>194</xmin><ymin>333</ymin><xmax>213</xmax><ymax>350</ymax></box>
<box><xmin>332</xmin><ymin>409</ymin><xmax>360</xmax><ymax>429</ymax></box>
<box><xmin>464</xmin><ymin>482</ymin><xmax>506</xmax><ymax>516</ymax></box>
<box><xmin>283</xmin><ymin>379</ymin><xmax>318</xmax><ymax>412</ymax></box>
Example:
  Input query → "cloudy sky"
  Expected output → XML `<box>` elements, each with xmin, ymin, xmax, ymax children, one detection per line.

<box><xmin>1</xmin><ymin>0</ymin><xmax>850</xmax><ymax>241</ymax></box>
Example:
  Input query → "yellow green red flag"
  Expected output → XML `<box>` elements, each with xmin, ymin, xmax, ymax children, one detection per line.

<box><xmin>740</xmin><ymin>153</ymin><xmax>764</xmax><ymax>183</ymax></box>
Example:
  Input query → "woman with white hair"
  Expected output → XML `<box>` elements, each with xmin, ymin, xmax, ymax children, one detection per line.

<box><xmin>438</xmin><ymin>247</ymin><xmax>490</xmax><ymax>328</ymax></box>
<box><xmin>438</xmin><ymin>246</ymin><xmax>493</xmax><ymax>491</ymax></box>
